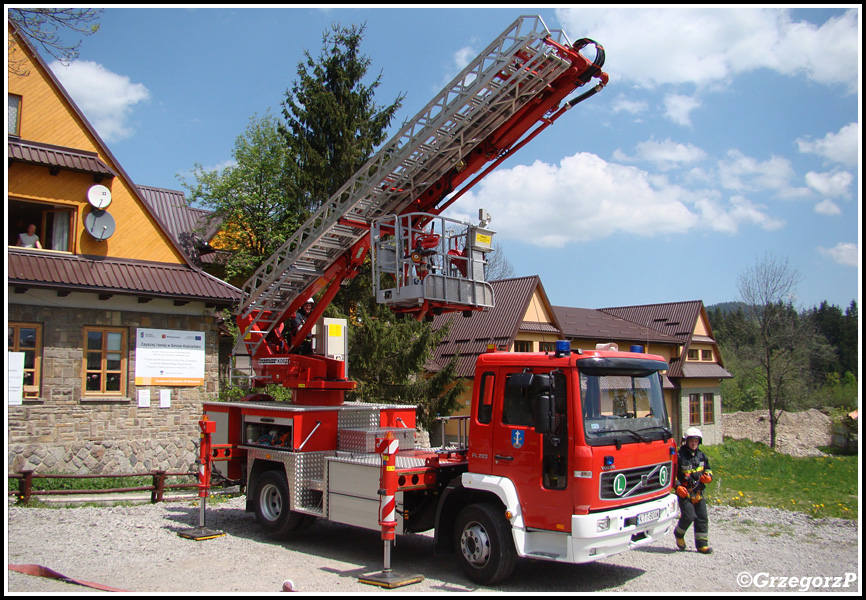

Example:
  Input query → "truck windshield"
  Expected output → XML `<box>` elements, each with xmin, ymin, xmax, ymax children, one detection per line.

<box><xmin>580</xmin><ymin>366</ymin><xmax>670</xmax><ymax>446</ymax></box>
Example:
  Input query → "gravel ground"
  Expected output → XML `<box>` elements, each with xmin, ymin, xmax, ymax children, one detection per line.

<box><xmin>6</xmin><ymin>495</ymin><xmax>859</xmax><ymax>594</ymax></box>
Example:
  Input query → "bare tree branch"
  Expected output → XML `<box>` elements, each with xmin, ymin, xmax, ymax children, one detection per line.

<box><xmin>8</xmin><ymin>8</ymin><xmax>103</xmax><ymax>76</ymax></box>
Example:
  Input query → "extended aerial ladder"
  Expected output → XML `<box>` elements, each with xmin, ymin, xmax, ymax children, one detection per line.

<box><xmin>232</xmin><ymin>15</ymin><xmax>607</xmax><ymax>399</ymax></box>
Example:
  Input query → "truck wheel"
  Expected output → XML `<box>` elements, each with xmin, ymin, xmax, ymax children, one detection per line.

<box><xmin>253</xmin><ymin>470</ymin><xmax>304</xmax><ymax>538</ymax></box>
<box><xmin>454</xmin><ymin>503</ymin><xmax>517</xmax><ymax>585</ymax></box>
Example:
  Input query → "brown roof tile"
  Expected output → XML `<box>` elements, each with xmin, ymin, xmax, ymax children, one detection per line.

<box><xmin>8</xmin><ymin>247</ymin><xmax>241</xmax><ymax>305</ymax></box>
<box><xmin>600</xmin><ymin>301</ymin><xmax>724</xmax><ymax>378</ymax></box>
<box><xmin>137</xmin><ymin>185</ymin><xmax>220</xmax><ymax>242</ymax></box>
<box><xmin>554</xmin><ymin>305</ymin><xmax>682</xmax><ymax>345</ymax></box>
<box><xmin>681</xmin><ymin>363</ymin><xmax>733</xmax><ymax>379</ymax></box>
<box><xmin>8</xmin><ymin>138</ymin><xmax>116</xmax><ymax>179</ymax></box>
<box><xmin>601</xmin><ymin>301</ymin><xmax>705</xmax><ymax>343</ymax></box>
<box><xmin>431</xmin><ymin>276</ymin><xmax>554</xmax><ymax>377</ymax></box>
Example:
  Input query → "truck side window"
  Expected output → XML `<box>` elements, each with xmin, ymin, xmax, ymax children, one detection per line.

<box><xmin>502</xmin><ymin>373</ymin><xmax>534</xmax><ymax>426</ymax></box>
<box><xmin>476</xmin><ymin>371</ymin><xmax>494</xmax><ymax>424</ymax></box>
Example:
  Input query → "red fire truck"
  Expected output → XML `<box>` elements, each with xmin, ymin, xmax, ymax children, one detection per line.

<box><xmin>200</xmin><ymin>15</ymin><xmax>678</xmax><ymax>586</ymax></box>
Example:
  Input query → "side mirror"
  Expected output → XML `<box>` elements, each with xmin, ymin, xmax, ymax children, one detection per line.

<box><xmin>534</xmin><ymin>393</ymin><xmax>555</xmax><ymax>434</ymax></box>
<box><xmin>531</xmin><ymin>374</ymin><xmax>553</xmax><ymax>433</ymax></box>
<box><xmin>506</xmin><ymin>372</ymin><xmax>534</xmax><ymax>388</ymax></box>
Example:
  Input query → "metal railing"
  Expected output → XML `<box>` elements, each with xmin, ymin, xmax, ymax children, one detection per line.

<box><xmin>7</xmin><ymin>469</ymin><xmax>211</xmax><ymax>505</ymax></box>
<box><xmin>436</xmin><ymin>415</ymin><xmax>471</xmax><ymax>451</ymax></box>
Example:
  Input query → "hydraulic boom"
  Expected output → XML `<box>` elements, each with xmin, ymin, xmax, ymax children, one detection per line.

<box><xmin>233</xmin><ymin>15</ymin><xmax>608</xmax><ymax>394</ymax></box>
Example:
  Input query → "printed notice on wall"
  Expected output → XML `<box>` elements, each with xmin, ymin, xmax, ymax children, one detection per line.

<box><xmin>135</xmin><ymin>328</ymin><xmax>205</xmax><ymax>386</ymax></box>
<box><xmin>8</xmin><ymin>352</ymin><xmax>24</xmax><ymax>406</ymax></box>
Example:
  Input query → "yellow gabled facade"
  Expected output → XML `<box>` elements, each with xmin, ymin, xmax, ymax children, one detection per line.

<box><xmin>7</xmin><ymin>24</ymin><xmax>186</xmax><ymax>264</ymax></box>
<box><xmin>512</xmin><ymin>288</ymin><xmax>558</xmax><ymax>351</ymax></box>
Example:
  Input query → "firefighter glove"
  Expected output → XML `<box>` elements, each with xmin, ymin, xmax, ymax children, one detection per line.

<box><xmin>676</xmin><ymin>486</ymin><xmax>689</xmax><ymax>498</ymax></box>
<box><xmin>700</xmin><ymin>473</ymin><xmax>712</xmax><ymax>484</ymax></box>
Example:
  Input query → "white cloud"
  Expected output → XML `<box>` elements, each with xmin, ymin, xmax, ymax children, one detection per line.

<box><xmin>49</xmin><ymin>60</ymin><xmax>150</xmax><ymax>142</ymax></box>
<box><xmin>556</xmin><ymin>7</ymin><xmax>859</xmax><ymax>92</ymax></box>
<box><xmin>615</xmin><ymin>138</ymin><xmax>707</xmax><ymax>171</ymax></box>
<box><xmin>819</xmin><ymin>242</ymin><xmax>859</xmax><ymax>267</ymax></box>
<box><xmin>717</xmin><ymin>149</ymin><xmax>807</xmax><ymax>197</ymax></box>
<box><xmin>804</xmin><ymin>170</ymin><xmax>853</xmax><ymax>198</ymax></box>
<box><xmin>797</xmin><ymin>123</ymin><xmax>859</xmax><ymax>167</ymax></box>
<box><xmin>814</xmin><ymin>199</ymin><xmax>842</xmax><ymax>216</ymax></box>
<box><xmin>453</xmin><ymin>45</ymin><xmax>476</xmax><ymax>71</ymax></box>
<box><xmin>663</xmin><ymin>94</ymin><xmax>700</xmax><ymax>127</ymax></box>
<box><xmin>611</xmin><ymin>94</ymin><xmax>648</xmax><ymax>115</ymax></box>
<box><xmin>446</xmin><ymin>152</ymin><xmax>782</xmax><ymax>246</ymax></box>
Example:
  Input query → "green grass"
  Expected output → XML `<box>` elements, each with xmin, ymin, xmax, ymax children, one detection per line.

<box><xmin>702</xmin><ymin>438</ymin><xmax>858</xmax><ymax>520</ymax></box>
<box><xmin>9</xmin><ymin>473</ymin><xmax>193</xmax><ymax>492</ymax></box>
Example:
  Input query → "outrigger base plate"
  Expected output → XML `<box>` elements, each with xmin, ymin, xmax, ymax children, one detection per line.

<box><xmin>177</xmin><ymin>526</ymin><xmax>226</xmax><ymax>541</ymax></box>
<box><xmin>358</xmin><ymin>570</ymin><xmax>425</xmax><ymax>589</ymax></box>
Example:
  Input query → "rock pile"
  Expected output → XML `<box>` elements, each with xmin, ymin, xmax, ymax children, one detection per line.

<box><xmin>722</xmin><ymin>409</ymin><xmax>833</xmax><ymax>457</ymax></box>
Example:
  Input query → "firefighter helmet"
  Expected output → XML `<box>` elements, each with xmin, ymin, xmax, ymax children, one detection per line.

<box><xmin>684</xmin><ymin>427</ymin><xmax>703</xmax><ymax>443</ymax></box>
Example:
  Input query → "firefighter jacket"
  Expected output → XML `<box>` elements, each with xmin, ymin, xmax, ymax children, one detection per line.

<box><xmin>677</xmin><ymin>444</ymin><xmax>712</xmax><ymax>498</ymax></box>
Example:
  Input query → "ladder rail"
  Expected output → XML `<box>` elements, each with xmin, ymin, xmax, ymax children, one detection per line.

<box><xmin>235</xmin><ymin>15</ymin><xmax>604</xmax><ymax>357</ymax></box>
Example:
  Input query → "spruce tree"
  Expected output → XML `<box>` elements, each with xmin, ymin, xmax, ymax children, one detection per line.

<box><xmin>280</xmin><ymin>23</ymin><xmax>466</xmax><ymax>427</ymax></box>
<box><xmin>280</xmin><ymin>22</ymin><xmax>404</xmax><ymax>212</ymax></box>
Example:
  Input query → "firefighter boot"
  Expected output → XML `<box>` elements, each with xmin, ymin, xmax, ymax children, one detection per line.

<box><xmin>674</xmin><ymin>525</ymin><xmax>687</xmax><ymax>551</ymax></box>
<box><xmin>696</xmin><ymin>534</ymin><xmax>712</xmax><ymax>554</ymax></box>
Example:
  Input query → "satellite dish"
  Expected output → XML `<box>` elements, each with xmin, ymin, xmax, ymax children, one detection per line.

<box><xmin>87</xmin><ymin>184</ymin><xmax>112</xmax><ymax>209</ymax></box>
<box><xmin>84</xmin><ymin>208</ymin><xmax>116</xmax><ymax>241</ymax></box>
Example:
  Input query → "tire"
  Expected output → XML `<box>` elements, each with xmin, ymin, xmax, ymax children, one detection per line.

<box><xmin>253</xmin><ymin>470</ymin><xmax>305</xmax><ymax>539</ymax></box>
<box><xmin>454</xmin><ymin>503</ymin><xmax>517</xmax><ymax>585</ymax></box>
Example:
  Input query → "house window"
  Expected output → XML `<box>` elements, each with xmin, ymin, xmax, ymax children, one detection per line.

<box><xmin>703</xmin><ymin>393</ymin><xmax>715</xmax><ymax>424</ymax></box>
<box><xmin>83</xmin><ymin>327</ymin><xmax>127</xmax><ymax>396</ymax></box>
<box><xmin>539</xmin><ymin>341</ymin><xmax>555</xmax><ymax>353</ymax></box>
<box><xmin>689</xmin><ymin>393</ymin><xmax>701</xmax><ymax>425</ymax></box>
<box><xmin>513</xmin><ymin>340</ymin><xmax>532</xmax><ymax>352</ymax></box>
<box><xmin>8</xmin><ymin>322</ymin><xmax>42</xmax><ymax>399</ymax></box>
<box><xmin>702</xmin><ymin>349</ymin><xmax>713</xmax><ymax>361</ymax></box>
<box><xmin>9</xmin><ymin>94</ymin><xmax>21</xmax><ymax>136</ymax></box>
<box><xmin>687</xmin><ymin>349</ymin><xmax>699</xmax><ymax>360</ymax></box>
<box><xmin>9</xmin><ymin>198</ymin><xmax>76</xmax><ymax>252</ymax></box>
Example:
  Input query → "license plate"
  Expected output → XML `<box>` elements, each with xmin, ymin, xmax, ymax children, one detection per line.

<box><xmin>637</xmin><ymin>509</ymin><xmax>660</xmax><ymax>525</ymax></box>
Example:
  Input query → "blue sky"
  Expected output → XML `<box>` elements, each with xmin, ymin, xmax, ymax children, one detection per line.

<box><xmin>28</xmin><ymin>6</ymin><xmax>860</xmax><ymax>311</ymax></box>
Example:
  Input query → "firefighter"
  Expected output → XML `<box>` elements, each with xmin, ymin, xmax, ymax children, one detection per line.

<box><xmin>675</xmin><ymin>427</ymin><xmax>713</xmax><ymax>554</ymax></box>
<box><xmin>286</xmin><ymin>298</ymin><xmax>315</xmax><ymax>354</ymax></box>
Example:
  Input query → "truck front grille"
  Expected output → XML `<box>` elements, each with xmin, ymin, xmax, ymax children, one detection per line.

<box><xmin>599</xmin><ymin>462</ymin><xmax>671</xmax><ymax>500</ymax></box>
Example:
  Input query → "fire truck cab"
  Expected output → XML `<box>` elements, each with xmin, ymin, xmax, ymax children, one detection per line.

<box><xmin>434</xmin><ymin>341</ymin><xmax>678</xmax><ymax>583</ymax></box>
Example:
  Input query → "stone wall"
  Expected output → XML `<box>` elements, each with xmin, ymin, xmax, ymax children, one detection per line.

<box><xmin>8</xmin><ymin>301</ymin><xmax>222</xmax><ymax>475</ymax></box>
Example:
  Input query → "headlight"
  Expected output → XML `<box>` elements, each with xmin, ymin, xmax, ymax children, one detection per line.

<box><xmin>596</xmin><ymin>516</ymin><xmax>611</xmax><ymax>532</ymax></box>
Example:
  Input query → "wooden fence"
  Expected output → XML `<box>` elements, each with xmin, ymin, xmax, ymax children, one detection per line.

<box><xmin>8</xmin><ymin>470</ymin><xmax>208</xmax><ymax>505</ymax></box>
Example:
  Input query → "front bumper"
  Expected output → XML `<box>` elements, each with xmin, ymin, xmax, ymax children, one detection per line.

<box><xmin>512</xmin><ymin>493</ymin><xmax>679</xmax><ymax>564</ymax></box>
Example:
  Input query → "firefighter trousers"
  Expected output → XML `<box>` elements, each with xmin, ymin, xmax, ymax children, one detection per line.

<box><xmin>675</xmin><ymin>496</ymin><xmax>709</xmax><ymax>548</ymax></box>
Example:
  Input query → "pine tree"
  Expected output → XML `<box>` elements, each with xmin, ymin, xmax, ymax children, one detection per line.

<box><xmin>280</xmin><ymin>23</ymin><xmax>404</xmax><ymax>212</ymax></box>
<box><xmin>280</xmin><ymin>23</ymin><xmax>465</xmax><ymax>427</ymax></box>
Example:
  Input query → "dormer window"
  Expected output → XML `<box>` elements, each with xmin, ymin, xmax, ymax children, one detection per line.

<box><xmin>9</xmin><ymin>93</ymin><xmax>22</xmax><ymax>137</ymax></box>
